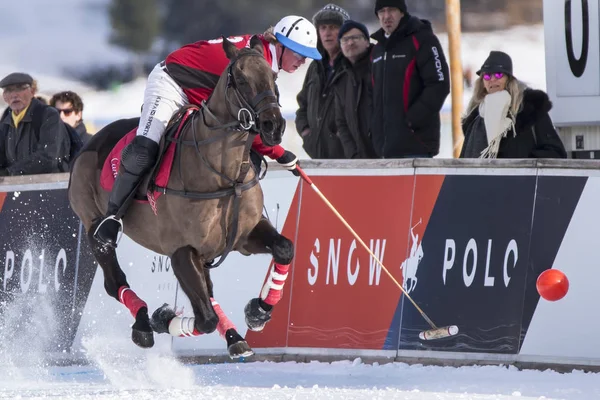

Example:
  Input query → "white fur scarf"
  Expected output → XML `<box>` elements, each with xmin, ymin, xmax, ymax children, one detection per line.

<box><xmin>478</xmin><ymin>90</ymin><xmax>515</xmax><ymax>159</ymax></box>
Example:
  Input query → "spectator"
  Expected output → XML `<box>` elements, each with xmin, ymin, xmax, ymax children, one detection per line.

<box><xmin>0</xmin><ymin>72</ymin><xmax>70</xmax><ymax>175</ymax></box>
<box><xmin>35</xmin><ymin>94</ymin><xmax>49</xmax><ymax>105</ymax></box>
<box><xmin>295</xmin><ymin>3</ymin><xmax>348</xmax><ymax>159</ymax></box>
<box><xmin>334</xmin><ymin>20</ymin><xmax>377</xmax><ymax>158</ymax></box>
<box><xmin>370</xmin><ymin>0</ymin><xmax>450</xmax><ymax>158</ymax></box>
<box><xmin>460</xmin><ymin>51</ymin><xmax>567</xmax><ymax>159</ymax></box>
<box><xmin>50</xmin><ymin>91</ymin><xmax>93</xmax><ymax>144</ymax></box>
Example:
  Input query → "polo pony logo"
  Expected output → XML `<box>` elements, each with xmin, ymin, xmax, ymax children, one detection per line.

<box><xmin>400</xmin><ymin>218</ymin><xmax>424</xmax><ymax>294</ymax></box>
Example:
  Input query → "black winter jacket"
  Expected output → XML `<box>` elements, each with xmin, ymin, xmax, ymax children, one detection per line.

<box><xmin>0</xmin><ymin>99</ymin><xmax>70</xmax><ymax>174</ymax></box>
<box><xmin>334</xmin><ymin>46</ymin><xmax>377</xmax><ymax>159</ymax></box>
<box><xmin>460</xmin><ymin>89</ymin><xmax>567</xmax><ymax>159</ymax></box>
<box><xmin>295</xmin><ymin>55</ymin><xmax>346</xmax><ymax>159</ymax></box>
<box><xmin>370</xmin><ymin>15</ymin><xmax>450</xmax><ymax>158</ymax></box>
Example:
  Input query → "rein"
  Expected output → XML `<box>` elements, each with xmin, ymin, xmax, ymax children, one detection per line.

<box><xmin>155</xmin><ymin>50</ymin><xmax>280</xmax><ymax>268</ymax></box>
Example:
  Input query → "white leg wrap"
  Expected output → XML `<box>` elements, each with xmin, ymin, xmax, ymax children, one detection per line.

<box><xmin>168</xmin><ymin>316</ymin><xmax>197</xmax><ymax>337</ymax></box>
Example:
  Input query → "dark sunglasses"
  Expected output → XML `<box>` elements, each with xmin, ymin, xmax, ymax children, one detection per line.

<box><xmin>483</xmin><ymin>72</ymin><xmax>505</xmax><ymax>81</ymax></box>
<box><xmin>56</xmin><ymin>108</ymin><xmax>74</xmax><ymax>116</ymax></box>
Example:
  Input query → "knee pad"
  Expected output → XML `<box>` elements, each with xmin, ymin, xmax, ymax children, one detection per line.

<box><xmin>121</xmin><ymin>136</ymin><xmax>159</xmax><ymax>175</ymax></box>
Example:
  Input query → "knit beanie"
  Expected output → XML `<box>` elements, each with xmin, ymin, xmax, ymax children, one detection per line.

<box><xmin>374</xmin><ymin>0</ymin><xmax>408</xmax><ymax>15</ymax></box>
<box><xmin>313</xmin><ymin>3</ymin><xmax>350</xmax><ymax>27</ymax></box>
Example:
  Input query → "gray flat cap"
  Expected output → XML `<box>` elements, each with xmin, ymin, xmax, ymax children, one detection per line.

<box><xmin>0</xmin><ymin>72</ymin><xmax>34</xmax><ymax>88</ymax></box>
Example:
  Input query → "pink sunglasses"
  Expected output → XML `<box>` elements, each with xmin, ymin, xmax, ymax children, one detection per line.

<box><xmin>483</xmin><ymin>72</ymin><xmax>505</xmax><ymax>81</ymax></box>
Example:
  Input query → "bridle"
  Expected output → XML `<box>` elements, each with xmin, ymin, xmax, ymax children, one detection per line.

<box><xmin>202</xmin><ymin>49</ymin><xmax>282</xmax><ymax>135</ymax></box>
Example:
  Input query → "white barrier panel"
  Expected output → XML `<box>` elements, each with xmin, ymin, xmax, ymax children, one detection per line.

<box><xmin>544</xmin><ymin>0</ymin><xmax>600</xmax><ymax>125</ymax></box>
<box><xmin>5</xmin><ymin>160</ymin><xmax>600</xmax><ymax>370</ymax></box>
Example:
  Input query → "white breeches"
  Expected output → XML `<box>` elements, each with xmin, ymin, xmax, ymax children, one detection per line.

<box><xmin>136</xmin><ymin>63</ymin><xmax>189</xmax><ymax>143</ymax></box>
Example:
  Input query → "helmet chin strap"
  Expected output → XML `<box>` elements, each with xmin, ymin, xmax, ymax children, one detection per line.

<box><xmin>278</xmin><ymin>46</ymin><xmax>285</xmax><ymax>71</ymax></box>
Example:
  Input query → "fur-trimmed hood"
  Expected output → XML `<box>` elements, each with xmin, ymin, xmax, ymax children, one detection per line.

<box><xmin>514</xmin><ymin>89</ymin><xmax>552</xmax><ymax>133</ymax></box>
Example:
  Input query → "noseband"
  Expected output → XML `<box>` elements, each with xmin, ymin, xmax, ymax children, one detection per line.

<box><xmin>225</xmin><ymin>53</ymin><xmax>281</xmax><ymax>132</ymax></box>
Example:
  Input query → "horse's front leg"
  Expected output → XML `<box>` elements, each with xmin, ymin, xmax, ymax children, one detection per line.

<box><xmin>242</xmin><ymin>218</ymin><xmax>294</xmax><ymax>331</ymax></box>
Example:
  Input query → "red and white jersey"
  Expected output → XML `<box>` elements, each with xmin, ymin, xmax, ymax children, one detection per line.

<box><xmin>165</xmin><ymin>34</ymin><xmax>278</xmax><ymax>105</ymax></box>
<box><xmin>164</xmin><ymin>34</ymin><xmax>283</xmax><ymax>160</ymax></box>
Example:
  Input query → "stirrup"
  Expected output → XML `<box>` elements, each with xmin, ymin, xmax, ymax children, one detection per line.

<box><xmin>93</xmin><ymin>215</ymin><xmax>124</xmax><ymax>247</ymax></box>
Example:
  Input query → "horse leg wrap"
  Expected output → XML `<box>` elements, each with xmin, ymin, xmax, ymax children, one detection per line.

<box><xmin>168</xmin><ymin>315</ymin><xmax>202</xmax><ymax>337</ymax></box>
<box><xmin>166</xmin><ymin>299</ymin><xmax>235</xmax><ymax>338</ymax></box>
<box><xmin>118</xmin><ymin>286</ymin><xmax>147</xmax><ymax>318</ymax></box>
<box><xmin>211</xmin><ymin>298</ymin><xmax>235</xmax><ymax>338</ymax></box>
<box><xmin>259</xmin><ymin>263</ymin><xmax>290</xmax><ymax>306</ymax></box>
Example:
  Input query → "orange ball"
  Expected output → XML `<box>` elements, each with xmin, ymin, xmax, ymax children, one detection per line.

<box><xmin>536</xmin><ymin>269</ymin><xmax>569</xmax><ymax>301</ymax></box>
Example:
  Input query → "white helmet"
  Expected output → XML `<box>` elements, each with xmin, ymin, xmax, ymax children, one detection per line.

<box><xmin>274</xmin><ymin>15</ymin><xmax>321</xmax><ymax>60</ymax></box>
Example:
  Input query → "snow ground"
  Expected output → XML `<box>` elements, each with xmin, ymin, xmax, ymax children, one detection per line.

<box><xmin>0</xmin><ymin>356</ymin><xmax>597</xmax><ymax>400</ymax></box>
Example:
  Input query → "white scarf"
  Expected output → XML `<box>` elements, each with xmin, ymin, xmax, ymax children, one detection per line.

<box><xmin>478</xmin><ymin>90</ymin><xmax>515</xmax><ymax>159</ymax></box>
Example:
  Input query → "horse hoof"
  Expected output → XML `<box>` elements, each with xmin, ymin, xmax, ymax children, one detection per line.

<box><xmin>150</xmin><ymin>303</ymin><xmax>177</xmax><ymax>334</ymax></box>
<box><xmin>132</xmin><ymin>329</ymin><xmax>155</xmax><ymax>348</ymax></box>
<box><xmin>132</xmin><ymin>307</ymin><xmax>155</xmax><ymax>348</ymax></box>
<box><xmin>228</xmin><ymin>341</ymin><xmax>254</xmax><ymax>359</ymax></box>
<box><xmin>225</xmin><ymin>329</ymin><xmax>254</xmax><ymax>359</ymax></box>
<box><xmin>244</xmin><ymin>298</ymin><xmax>271</xmax><ymax>332</ymax></box>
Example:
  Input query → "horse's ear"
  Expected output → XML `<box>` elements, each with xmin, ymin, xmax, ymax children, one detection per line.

<box><xmin>222</xmin><ymin>36</ymin><xmax>239</xmax><ymax>60</ymax></box>
<box><xmin>249</xmin><ymin>35</ymin><xmax>263</xmax><ymax>53</ymax></box>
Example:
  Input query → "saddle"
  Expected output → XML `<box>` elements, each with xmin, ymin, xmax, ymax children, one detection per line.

<box><xmin>100</xmin><ymin>105</ymin><xmax>199</xmax><ymax>212</ymax></box>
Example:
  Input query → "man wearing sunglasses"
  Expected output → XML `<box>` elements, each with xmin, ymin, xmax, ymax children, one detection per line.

<box><xmin>334</xmin><ymin>20</ymin><xmax>377</xmax><ymax>159</ymax></box>
<box><xmin>371</xmin><ymin>0</ymin><xmax>450</xmax><ymax>158</ymax></box>
<box><xmin>50</xmin><ymin>91</ymin><xmax>93</xmax><ymax>145</ymax></box>
<box><xmin>0</xmin><ymin>72</ymin><xmax>71</xmax><ymax>176</ymax></box>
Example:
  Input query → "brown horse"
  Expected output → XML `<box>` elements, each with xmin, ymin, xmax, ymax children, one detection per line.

<box><xmin>68</xmin><ymin>38</ymin><xmax>294</xmax><ymax>358</ymax></box>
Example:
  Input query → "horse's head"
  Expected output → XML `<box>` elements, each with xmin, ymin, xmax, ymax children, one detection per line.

<box><xmin>221</xmin><ymin>37</ymin><xmax>284</xmax><ymax>147</ymax></box>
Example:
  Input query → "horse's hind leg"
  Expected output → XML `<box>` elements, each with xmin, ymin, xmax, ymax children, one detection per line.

<box><xmin>169</xmin><ymin>246</ymin><xmax>218</xmax><ymax>334</ymax></box>
<box><xmin>86</xmin><ymin>225</ymin><xmax>154</xmax><ymax>348</ymax></box>
<box><xmin>242</xmin><ymin>218</ymin><xmax>294</xmax><ymax>331</ymax></box>
<box><xmin>151</xmin><ymin>297</ymin><xmax>253</xmax><ymax>359</ymax></box>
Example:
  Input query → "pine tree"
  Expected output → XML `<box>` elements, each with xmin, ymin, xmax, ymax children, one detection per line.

<box><xmin>109</xmin><ymin>0</ymin><xmax>160</xmax><ymax>55</ymax></box>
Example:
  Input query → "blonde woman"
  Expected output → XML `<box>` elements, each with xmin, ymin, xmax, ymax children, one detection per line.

<box><xmin>460</xmin><ymin>51</ymin><xmax>566</xmax><ymax>159</ymax></box>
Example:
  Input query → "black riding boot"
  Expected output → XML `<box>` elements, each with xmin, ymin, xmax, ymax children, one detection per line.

<box><xmin>94</xmin><ymin>136</ymin><xmax>159</xmax><ymax>247</ymax></box>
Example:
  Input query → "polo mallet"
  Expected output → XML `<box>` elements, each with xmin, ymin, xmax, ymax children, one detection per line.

<box><xmin>295</xmin><ymin>166</ymin><xmax>458</xmax><ymax>341</ymax></box>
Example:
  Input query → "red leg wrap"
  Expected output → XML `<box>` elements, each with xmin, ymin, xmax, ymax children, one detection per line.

<box><xmin>260</xmin><ymin>263</ymin><xmax>290</xmax><ymax>306</ymax></box>
<box><xmin>211</xmin><ymin>298</ymin><xmax>235</xmax><ymax>337</ymax></box>
<box><xmin>118</xmin><ymin>286</ymin><xmax>147</xmax><ymax>318</ymax></box>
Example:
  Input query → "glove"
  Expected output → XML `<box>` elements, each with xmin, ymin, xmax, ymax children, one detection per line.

<box><xmin>276</xmin><ymin>150</ymin><xmax>300</xmax><ymax>177</ymax></box>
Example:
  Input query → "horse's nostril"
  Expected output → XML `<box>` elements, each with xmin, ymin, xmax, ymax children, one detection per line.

<box><xmin>261</xmin><ymin>120</ymin><xmax>275</xmax><ymax>134</ymax></box>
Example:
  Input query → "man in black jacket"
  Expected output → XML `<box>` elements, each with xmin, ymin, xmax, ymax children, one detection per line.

<box><xmin>0</xmin><ymin>73</ymin><xmax>70</xmax><ymax>175</ymax></box>
<box><xmin>295</xmin><ymin>4</ymin><xmax>349</xmax><ymax>159</ymax></box>
<box><xmin>334</xmin><ymin>20</ymin><xmax>377</xmax><ymax>159</ymax></box>
<box><xmin>370</xmin><ymin>0</ymin><xmax>450</xmax><ymax>158</ymax></box>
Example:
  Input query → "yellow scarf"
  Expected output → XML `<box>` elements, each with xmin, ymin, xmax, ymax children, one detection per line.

<box><xmin>11</xmin><ymin>106</ymin><xmax>29</xmax><ymax>128</ymax></box>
